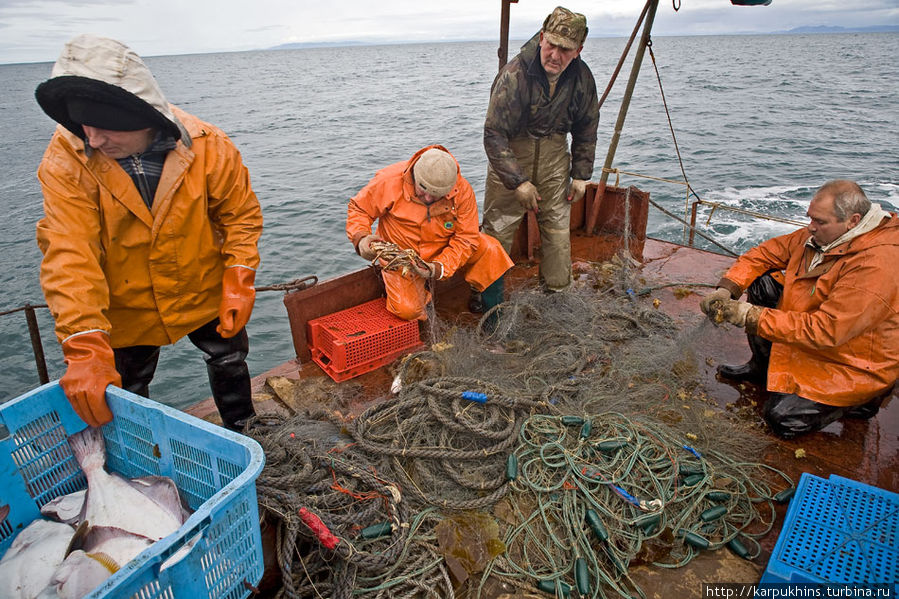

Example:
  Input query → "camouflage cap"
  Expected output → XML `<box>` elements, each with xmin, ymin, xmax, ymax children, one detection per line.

<box><xmin>542</xmin><ymin>6</ymin><xmax>588</xmax><ymax>50</ymax></box>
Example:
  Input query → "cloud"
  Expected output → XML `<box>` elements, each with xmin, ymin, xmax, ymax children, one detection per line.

<box><xmin>0</xmin><ymin>0</ymin><xmax>896</xmax><ymax>64</ymax></box>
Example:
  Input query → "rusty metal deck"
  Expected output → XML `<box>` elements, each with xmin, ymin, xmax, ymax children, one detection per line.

<box><xmin>187</xmin><ymin>190</ymin><xmax>897</xmax><ymax>597</ymax></box>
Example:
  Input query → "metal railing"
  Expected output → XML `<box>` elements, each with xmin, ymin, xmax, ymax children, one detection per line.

<box><xmin>688</xmin><ymin>200</ymin><xmax>805</xmax><ymax>247</ymax></box>
<box><xmin>0</xmin><ymin>303</ymin><xmax>50</xmax><ymax>386</ymax></box>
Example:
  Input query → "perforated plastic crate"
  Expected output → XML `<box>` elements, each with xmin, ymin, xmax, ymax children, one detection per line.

<box><xmin>760</xmin><ymin>472</ymin><xmax>898</xmax><ymax>590</ymax></box>
<box><xmin>307</xmin><ymin>298</ymin><xmax>424</xmax><ymax>381</ymax></box>
<box><xmin>0</xmin><ymin>381</ymin><xmax>265</xmax><ymax>599</ymax></box>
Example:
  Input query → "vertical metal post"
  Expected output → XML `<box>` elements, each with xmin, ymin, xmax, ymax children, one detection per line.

<box><xmin>25</xmin><ymin>304</ymin><xmax>50</xmax><ymax>384</ymax></box>
<box><xmin>689</xmin><ymin>202</ymin><xmax>699</xmax><ymax>247</ymax></box>
<box><xmin>498</xmin><ymin>0</ymin><xmax>515</xmax><ymax>70</ymax></box>
<box><xmin>586</xmin><ymin>0</ymin><xmax>660</xmax><ymax>233</ymax></box>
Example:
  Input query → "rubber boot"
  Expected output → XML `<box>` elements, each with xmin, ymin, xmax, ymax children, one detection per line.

<box><xmin>844</xmin><ymin>385</ymin><xmax>892</xmax><ymax>419</ymax></box>
<box><xmin>843</xmin><ymin>397</ymin><xmax>883</xmax><ymax>419</ymax></box>
<box><xmin>188</xmin><ymin>319</ymin><xmax>255</xmax><ymax>432</ymax></box>
<box><xmin>114</xmin><ymin>345</ymin><xmax>161</xmax><ymax>397</ymax></box>
<box><xmin>763</xmin><ymin>392</ymin><xmax>845</xmax><ymax>439</ymax></box>
<box><xmin>717</xmin><ymin>333</ymin><xmax>771</xmax><ymax>384</ymax></box>
<box><xmin>480</xmin><ymin>276</ymin><xmax>505</xmax><ymax>334</ymax></box>
<box><xmin>468</xmin><ymin>287</ymin><xmax>485</xmax><ymax>313</ymax></box>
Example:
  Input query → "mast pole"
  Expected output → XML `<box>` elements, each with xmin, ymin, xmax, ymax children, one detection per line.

<box><xmin>498</xmin><ymin>0</ymin><xmax>517</xmax><ymax>70</ymax></box>
<box><xmin>587</xmin><ymin>0</ymin><xmax>660</xmax><ymax>233</ymax></box>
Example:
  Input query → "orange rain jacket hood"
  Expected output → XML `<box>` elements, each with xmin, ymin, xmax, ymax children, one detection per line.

<box><xmin>720</xmin><ymin>213</ymin><xmax>899</xmax><ymax>406</ymax></box>
<box><xmin>36</xmin><ymin>37</ymin><xmax>262</xmax><ymax>348</ymax></box>
<box><xmin>346</xmin><ymin>145</ymin><xmax>479</xmax><ymax>279</ymax></box>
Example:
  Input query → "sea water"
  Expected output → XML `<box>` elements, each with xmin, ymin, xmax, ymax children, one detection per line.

<box><xmin>1</xmin><ymin>33</ymin><xmax>897</xmax><ymax>408</ymax></box>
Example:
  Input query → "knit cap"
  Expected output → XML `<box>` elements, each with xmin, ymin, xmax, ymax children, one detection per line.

<box><xmin>413</xmin><ymin>149</ymin><xmax>457</xmax><ymax>198</ymax></box>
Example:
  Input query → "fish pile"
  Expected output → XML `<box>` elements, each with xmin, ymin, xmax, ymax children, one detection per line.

<box><xmin>0</xmin><ymin>427</ymin><xmax>191</xmax><ymax>599</ymax></box>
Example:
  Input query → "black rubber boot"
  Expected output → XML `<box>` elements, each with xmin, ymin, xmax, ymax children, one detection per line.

<box><xmin>844</xmin><ymin>389</ymin><xmax>891</xmax><ymax>419</ymax></box>
<box><xmin>844</xmin><ymin>400</ymin><xmax>881</xmax><ymax>419</ymax></box>
<box><xmin>763</xmin><ymin>392</ymin><xmax>845</xmax><ymax>439</ymax></box>
<box><xmin>480</xmin><ymin>276</ymin><xmax>505</xmax><ymax>333</ymax></box>
<box><xmin>717</xmin><ymin>333</ymin><xmax>771</xmax><ymax>384</ymax></box>
<box><xmin>468</xmin><ymin>288</ymin><xmax>485</xmax><ymax>314</ymax></box>
<box><xmin>188</xmin><ymin>319</ymin><xmax>255</xmax><ymax>432</ymax></box>
<box><xmin>114</xmin><ymin>345</ymin><xmax>161</xmax><ymax>397</ymax></box>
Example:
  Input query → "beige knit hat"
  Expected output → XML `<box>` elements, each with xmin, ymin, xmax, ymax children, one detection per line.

<box><xmin>413</xmin><ymin>149</ymin><xmax>457</xmax><ymax>199</ymax></box>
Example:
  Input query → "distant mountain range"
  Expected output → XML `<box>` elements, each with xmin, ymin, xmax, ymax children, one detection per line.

<box><xmin>781</xmin><ymin>25</ymin><xmax>899</xmax><ymax>34</ymax></box>
<box><xmin>269</xmin><ymin>41</ymin><xmax>370</xmax><ymax>50</ymax></box>
<box><xmin>268</xmin><ymin>25</ymin><xmax>899</xmax><ymax>50</ymax></box>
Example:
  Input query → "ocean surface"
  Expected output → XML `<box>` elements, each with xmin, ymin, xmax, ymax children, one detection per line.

<box><xmin>1</xmin><ymin>33</ymin><xmax>897</xmax><ymax>410</ymax></box>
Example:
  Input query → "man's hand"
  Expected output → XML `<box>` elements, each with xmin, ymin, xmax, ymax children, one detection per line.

<box><xmin>719</xmin><ymin>298</ymin><xmax>753</xmax><ymax>327</ymax></box>
<box><xmin>357</xmin><ymin>235</ymin><xmax>383</xmax><ymax>261</ymax></box>
<box><xmin>412</xmin><ymin>261</ymin><xmax>442</xmax><ymax>280</ymax></box>
<box><xmin>217</xmin><ymin>266</ymin><xmax>256</xmax><ymax>338</ymax></box>
<box><xmin>567</xmin><ymin>179</ymin><xmax>587</xmax><ymax>203</ymax></box>
<box><xmin>514</xmin><ymin>181</ymin><xmax>541</xmax><ymax>212</ymax></box>
<box><xmin>699</xmin><ymin>288</ymin><xmax>732</xmax><ymax>316</ymax></box>
<box><xmin>60</xmin><ymin>331</ymin><xmax>120</xmax><ymax>427</ymax></box>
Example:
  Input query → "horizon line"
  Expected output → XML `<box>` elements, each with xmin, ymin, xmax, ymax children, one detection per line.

<box><xmin>2</xmin><ymin>25</ymin><xmax>896</xmax><ymax>67</ymax></box>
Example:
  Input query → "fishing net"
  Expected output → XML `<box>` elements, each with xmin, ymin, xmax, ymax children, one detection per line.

<box><xmin>251</xmin><ymin>412</ymin><xmax>428</xmax><ymax>599</ymax></box>
<box><xmin>247</xmin><ymin>254</ymin><xmax>791</xmax><ymax>599</ymax></box>
<box><xmin>482</xmin><ymin>412</ymin><xmax>788</xmax><ymax>598</ymax></box>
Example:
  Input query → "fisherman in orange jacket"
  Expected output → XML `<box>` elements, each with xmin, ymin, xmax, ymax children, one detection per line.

<box><xmin>34</xmin><ymin>35</ymin><xmax>263</xmax><ymax>431</ymax></box>
<box><xmin>347</xmin><ymin>146</ymin><xmax>513</xmax><ymax>321</ymax></box>
<box><xmin>699</xmin><ymin>180</ymin><xmax>899</xmax><ymax>439</ymax></box>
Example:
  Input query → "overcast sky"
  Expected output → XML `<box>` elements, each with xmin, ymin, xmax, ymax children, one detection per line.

<box><xmin>1</xmin><ymin>0</ymin><xmax>896</xmax><ymax>65</ymax></box>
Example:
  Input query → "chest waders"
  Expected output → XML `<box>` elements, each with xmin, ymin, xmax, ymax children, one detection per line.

<box><xmin>483</xmin><ymin>132</ymin><xmax>572</xmax><ymax>291</ymax></box>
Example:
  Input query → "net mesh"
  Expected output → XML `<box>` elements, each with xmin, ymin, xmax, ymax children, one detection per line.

<box><xmin>248</xmin><ymin>255</ymin><xmax>789</xmax><ymax>599</ymax></box>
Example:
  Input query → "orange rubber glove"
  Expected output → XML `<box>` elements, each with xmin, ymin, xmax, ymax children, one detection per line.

<box><xmin>217</xmin><ymin>266</ymin><xmax>256</xmax><ymax>338</ymax></box>
<box><xmin>60</xmin><ymin>331</ymin><xmax>120</xmax><ymax>427</ymax></box>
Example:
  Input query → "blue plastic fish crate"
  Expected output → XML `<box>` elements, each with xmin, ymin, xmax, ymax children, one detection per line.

<box><xmin>0</xmin><ymin>381</ymin><xmax>265</xmax><ymax>599</ymax></box>
<box><xmin>760</xmin><ymin>472</ymin><xmax>898</xmax><ymax>591</ymax></box>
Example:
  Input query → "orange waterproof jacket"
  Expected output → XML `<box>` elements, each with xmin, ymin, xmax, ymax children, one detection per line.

<box><xmin>36</xmin><ymin>107</ymin><xmax>263</xmax><ymax>348</ymax></box>
<box><xmin>346</xmin><ymin>145</ymin><xmax>479</xmax><ymax>279</ymax></box>
<box><xmin>720</xmin><ymin>214</ymin><xmax>899</xmax><ymax>406</ymax></box>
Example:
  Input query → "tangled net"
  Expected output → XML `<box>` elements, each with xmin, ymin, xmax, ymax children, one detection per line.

<box><xmin>248</xmin><ymin>256</ymin><xmax>791</xmax><ymax>598</ymax></box>
<box><xmin>252</xmin><ymin>413</ymin><xmax>433</xmax><ymax>599</ymax></box>
<box><xmin>483</xmin><ymin>412</ymin><xmax>788</xmax><ymax>597</ymax></box>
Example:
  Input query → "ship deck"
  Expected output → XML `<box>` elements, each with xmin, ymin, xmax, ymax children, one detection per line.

<box><xmin>188</xmin><ymin>228</ymin><xmax>897</xmax><ymax>598</ymax></box>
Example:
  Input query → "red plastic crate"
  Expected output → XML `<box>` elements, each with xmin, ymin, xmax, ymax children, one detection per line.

<box><xmin>307</xmin><ymin>298</ymin><xmax>424</xmax><ymax>382</ymax></box>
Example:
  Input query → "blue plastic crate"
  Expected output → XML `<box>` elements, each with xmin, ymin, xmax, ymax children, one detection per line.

<box><xmin>760</xmin><ymin>472</ymin><xmax>898</xmax><ymax>591</ymax></box>
<box><xmin>0</xmin><ymin>381</ymin><xmax>265</xmax><ymax>599</ymax></box>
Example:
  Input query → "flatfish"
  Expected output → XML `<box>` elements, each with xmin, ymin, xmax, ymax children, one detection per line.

<box><xmin>67</xmin><ymin>427</ymin><xmax>182</xmax><ymax>540</ymax></box>
<box><xmin>0</xmin><ymin>519</ymin><xmax>74</xmax><ymax>598</ymax></box>
<box><xmin>50</xmin><ymin>527</ymin><xmax>155</xmax><ymax>599</ymax></box>
<box><xmin>40</xmin><ymin>427</ymin><xmax>190</xmax><ymax>598</ymax></box>
<box><xmin>41</xmin><ymin>476</ymin><xmax>189</xmax><ymax>527</ymax></box>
